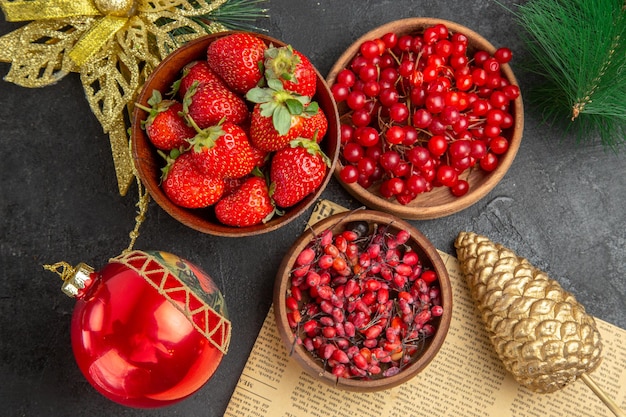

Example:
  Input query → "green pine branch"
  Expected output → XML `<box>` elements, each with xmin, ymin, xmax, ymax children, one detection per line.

<box><xmin>513</xmin><ymin>0</ymin><xmax>626</xmax><ymax>151</ymax></box>
<box><xmin>196</xmin><ymin>0</ymin><xmax>269</xmax><ymax>32</ymax></box>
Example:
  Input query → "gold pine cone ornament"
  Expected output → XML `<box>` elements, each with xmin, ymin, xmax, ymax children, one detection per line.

<box><xmin>455</xmin><ymin>232</ymin><xmax>625</xmax><ymax>417</ymax></box>
<box><xmin>454</xmin><ymin>231</ymin><xmax>602</xmax><ymax>393</ymax></box>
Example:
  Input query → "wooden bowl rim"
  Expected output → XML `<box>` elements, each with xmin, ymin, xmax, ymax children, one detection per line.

<box><xmin>273</xmin><ymin>210</ymin><xmax>453</xmax><ymax>391</ymax></box>
<box><xmin>131</xmin><ymin>31</ymin><xmax>341</xmax><ymax>237</ymax></box>
<box><xmin>326</xmin><ymin>18</ymin><xmax>524</xmax><ymax>220</ymax></box>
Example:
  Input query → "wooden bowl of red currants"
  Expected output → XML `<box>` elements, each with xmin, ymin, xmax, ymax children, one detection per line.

<box><xmin>327</xmin><ymin>18</ymin><xmax>524</xmax><ymax>220</ymax></box>
<box><xmin>273</xmin><ymin>210</ymin><xmax>452</xmax><ymax>391</ymax></box>
<box><xmin>131</xmin><ymin>31</ymin><xmax>340</xmax><ymax>237</ymax></box>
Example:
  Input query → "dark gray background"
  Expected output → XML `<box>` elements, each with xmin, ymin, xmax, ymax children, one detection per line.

<box><xmin>1</xmin><ymin>0</ymin><xmax>624</xmax><ymax>416</ymax></box>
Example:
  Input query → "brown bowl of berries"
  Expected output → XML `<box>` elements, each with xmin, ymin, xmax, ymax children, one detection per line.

<box><xmin>327</xmin><ymin>18</ymin><xmax>523</xmax><ymax>220</ymax></box>
<box><xmin>273</xmin><ymin>210</ymin><xmax>452</xmax><ymax>391</ymax></box>
<box><xmin>131</xmin><ymin>31</ymin><xmax>340</xmax><ymax>236</ymax></box>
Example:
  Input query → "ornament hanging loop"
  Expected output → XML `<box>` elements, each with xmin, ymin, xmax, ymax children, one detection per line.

<box><xmin>43</xmin><ymin>262</ymin><xmax>76</xmax><ymax>282</ymax></box>
<box><xmin>123</xmin><ymin>137</ymin><xmax>151</xmax><ymax>254</ymax></box>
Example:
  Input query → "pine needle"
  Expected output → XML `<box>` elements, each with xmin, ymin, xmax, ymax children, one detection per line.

<box><xmin>513</xmin><ymin>0</ymin><xmax>626</xmax><ymax>151</ymax></box>
<box><xmin>197</xmin><ymin>0</ymin><xmax>269</xmax><ymax>32</ymax></box>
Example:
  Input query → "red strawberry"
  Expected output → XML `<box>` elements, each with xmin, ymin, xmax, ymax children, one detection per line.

<box><xmin>250</xmin><ymin>145</ymin><xmax>270</xmax><ymax>168</ymax></box>
<box><xmin>222</xmin><ymin>176</ymin><xmax>247</xmax><ymax>197</ymax></box>
<box><xmin>270</xmin><ymin>138</ymin><xmax>331</xmax><ymax>208</ymax></box>
<box><xmin>264</xmin><ymin>45</ymin><xmax>317</xmax><ymax>97</ymax></box>
<box><xmin>187</xmin><ymin>122</ymin><xmax>256</xmax><ymax>179</ymax></box>
<box><xmin>161</xmin><ymin>150</ymin><xmax>224</xmax><ymax>208</ymax></box>
<box><xmin>215</xmin><ymin>175</ymin><xmax>276</xmax><ymax>227</ymax></box>
<box><xmin>137</xmin><ymin>90</ymin><xmax>195</xmax><ymax>151</ymax></box>
<box><xmin>183</xmin><ymin>81</ymin><xmax>249</xmax><ymax>129</ymax></box>
<box><xmin>301</xmin><ymin>104</ymin><xmax>328</xmax><ymax>142</ymax></box>
<box><xmin>176</xmin><ymin>60</ymin><xmax>226</xmax><ymax>98</ymax></box>
<box><xmin>206</xmin><ymin>33</ymin><xmax>267</xmax><ymax>95</ymax></box>
<box><xmin>246</xmin><ymin>80</ymin><xmax>319</xmax><ymax>151</ymax></box>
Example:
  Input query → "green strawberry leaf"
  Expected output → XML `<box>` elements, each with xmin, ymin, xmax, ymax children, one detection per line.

<box><xmin>273</xmin><ymin>106</ymin><xmax>293</xmax><ymax>136</ymax></box>
<box><xmin>304</xmin><ymin>101</ymin><xmax>319</xmax><ymax>116</ymax></box>
<box><xmin>147</xmin><ymin>89</ymin><xmax>162</xmax><ymax>107</ymax></box>
<box><xmin>267</xmin><ymin>78</ymin><xmax>284</xmax><ymax>91</ymax></box>
<box><xmin>259</xmin><ymin>100</ymin><xmax>279</xmax><ymax>118</ymax></box>
<box><xmin>157</xmin><ymin>148</ymin><xmax>181</xmax><ymax>183</ymax></box>
<box><xmin>246</xmin><ymin>86</ymin><xmax>275</xmax><ymax>104</ymax></box>
<box><xmin>285</xmin><ymin>98</ymin><xmax>304</xmax><ymax>115</ymax></box>
<box><xmin>169</xmin><ymin>78</ymin><xmax>181</xmax><ymax>97</ymax></box>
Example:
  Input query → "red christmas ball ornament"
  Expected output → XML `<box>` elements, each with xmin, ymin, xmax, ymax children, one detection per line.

<box><xmin>58</xmin><ymin>250</ymin><xmax>231</xmax><ymax>408</ymax></box>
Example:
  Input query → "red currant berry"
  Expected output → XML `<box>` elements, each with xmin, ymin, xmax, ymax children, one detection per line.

<box><xmin>346</xmin><ymin>90</ymin><xmax>367</xmax><ymax>110</ymax></box>
<box><xmin>355</xmin><ymin>127</ymin><xmax>379</xmax><ymax>147</ymax></box>
<box><xmin>474</xmin><ymin>50</ymin><xmax>490</xmax><ymax>67</ymax></box>
<box><xmin>412</xmin><ymin>108</ymin><xmax>432</xmax><ymax>129</ymax></box>
<box><xmin>451</xmin><ymin>32</ymin><xmax>468</xmax><ymax>45</ymax></box>
<box><xmin>494</xmin><ymin>47</ymin><xmax>513</xmax><ymax>64</ymax></box>
<box><xmin>336</xmin><ymin>68</ymin><xmax>356</xmax><ymax>87</ymax></box>
<box><xmin>402</xmin><ymin>126</ymin><xmax>418</xmax><ymax>146</ymax></box>
<box><xmin>502</xmin><ymin>84</ymin><xmax>520</xmax><ymax>100</ymax></box>
<box><xmin>450</xmin><ymin>179</ymin><xmax>470</xmax><ymax>197</ymax></box>
<box><xmin>470</xmin><ymin>140</ymin><xmax>488</xmax><ymax>160</ymax></box>
<box><xmin>342</xmin><ymin>141</ymin><xmax>364</xmax><ymax>163</ymax></box>
<box><xmin>357</xmin><ymin>156</ymin><xmax>377</xmax><ymax>177</ymax></box>
<box><xmin>427</xmin><ymin>135</ymin><xmax>448</xmax><ymax>157</ymax></box>
<box><xmin>385</xmin><ymin>125</ymin><xmax>405</xmax><ymax>145</ymax></box>
<box><xmin>339</xmin><ymin>165</ymin><xmax>359</xmax><ymax>183</ymax></box>
<box><xmin>435</xmin><ymin>165</ymin><xmax>458</xmax><ymax>187</ymax></box>
<box><xmin>441</xmin><ymin>105</ymin><xmax>461</xmax><ymax>125</ymax></box>
<box><xmin>483</xmin><ymin>57</ymin><xmax>501</xmax><ymax>73</ymax></box>
<box><xmin>380</xmin><ymin>150</ymin><xmax>401</xmax><ymax>171</ymax></box>
<box><xmin>396</xmin><ymin>35</ymin><xmax>413</xmax><ymax>52</ymax></box>
<box><xmin>360</xmin><ymin>40</ymin><xmax>382</xmax><ymax>59</ymax></box>
<box><xmin>331</xmin><ymin>83</ymin><xmax>350</xmax><ymax>102</ymax></box>
<box><xmin>389</xmin><ymin>102</ymin><xmax>409</xmax><ymax>123</ymax></box>
<box><xmin>490</xmin><ymin>136</ymin><xmax>509</xmax><ymax>154</ymax></box>
<box><xmin>425</xmin><ymin>92</ymin><xmax>446</xmax><ymax>113</ymax></box>
<box><xmin>352</xmin><ymin>108</ymin><xmax>372</xmax><ymax>127</ymax></box>
<box><xmin>340</xmin><ymin>124</ymin><xmax>354</xmax><ymax>144</ymax></box>
<box><xmin>406</xmin><ymin>174</ymin><xmax>429</xmax><ymax>194</ymax></box>
<box><xmin>385</xmin><ymin>177</ymin><xmax>405</xmax><ymax>196</ymax></box>
<box><xmin>379</xmin><ymin>88</ymin><xmax>399</xmax><ymax>107</ymax></box>
<box><xmin>407</xmin><ymin>146</ymin><xmax>430</xmax><ymax>166</ymax></box>
<box><xmin>381</xmin><ymin>32</ymin><xmax>398</xmax><ymax>49</ymax></box>
<box><xmin>362</xmin><ymin>80</ymin><xmax>381</xmax><ymax>97</ymax></box>
<box><xmin>358</xmin><ymin>64</ymin><xmax>379</xmax><ymax>82</ymax></box>
<box><xmin>448</xmin><ymin>139</ymin><xmax>472</xmax><ymax>160</ymax></box>
<box><xmin>489</xmin><ymin>90</ymin><xmax>509</xmax><ymax>108</ymax></box>
<box><xmin>479</xmin><ymin>152</ymin><xmax>499</xmax><ymax>171</ymax></box>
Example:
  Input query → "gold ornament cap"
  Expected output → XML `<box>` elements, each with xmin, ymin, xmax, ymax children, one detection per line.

<box><xmin>93</xmin><ymin>0</ymin><xmax>137</xmax><ymax>17</ymax></box>
<box><xmin>59</xmin><ymin>263</ymin><xmax>96</xmax><ymax>298</ymax></box>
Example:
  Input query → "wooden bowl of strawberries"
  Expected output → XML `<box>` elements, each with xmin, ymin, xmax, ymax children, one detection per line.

<box><xmin>273</xmin><ymin>210</ymin><xmax>452</xmax><ymax>391</ymax></box>
<box><xmin>327</xmin><ymin>18</ymin><xmax>524</xmax><ymax>220</ymax></box>
<box><xmin>131</xmin><ymin>31</ymin><xmax>340</xmax><ymax>236</ymax></box>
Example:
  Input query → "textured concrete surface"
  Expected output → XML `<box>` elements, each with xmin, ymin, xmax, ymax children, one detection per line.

<box><xmin>1</xmin><ymin>1</ymin><xmax>624</xmax><ymax>416</ymax></box>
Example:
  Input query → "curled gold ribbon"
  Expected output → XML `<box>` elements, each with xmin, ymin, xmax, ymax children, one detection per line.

<box><xmin>0</xmin><ymin>0</ymin><xmax>128</xmax><ymax>67</ymax></box>
<box><xmin>68</xmin><ymin>15</ymin><xmax>127</xmax><ymax>66</ymax></box>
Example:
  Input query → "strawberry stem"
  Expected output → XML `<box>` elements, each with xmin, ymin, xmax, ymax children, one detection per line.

<box><xmin>264</xmin><ymin>45</ymin><xmax>301</xmax><ymax>83</ymax></box>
